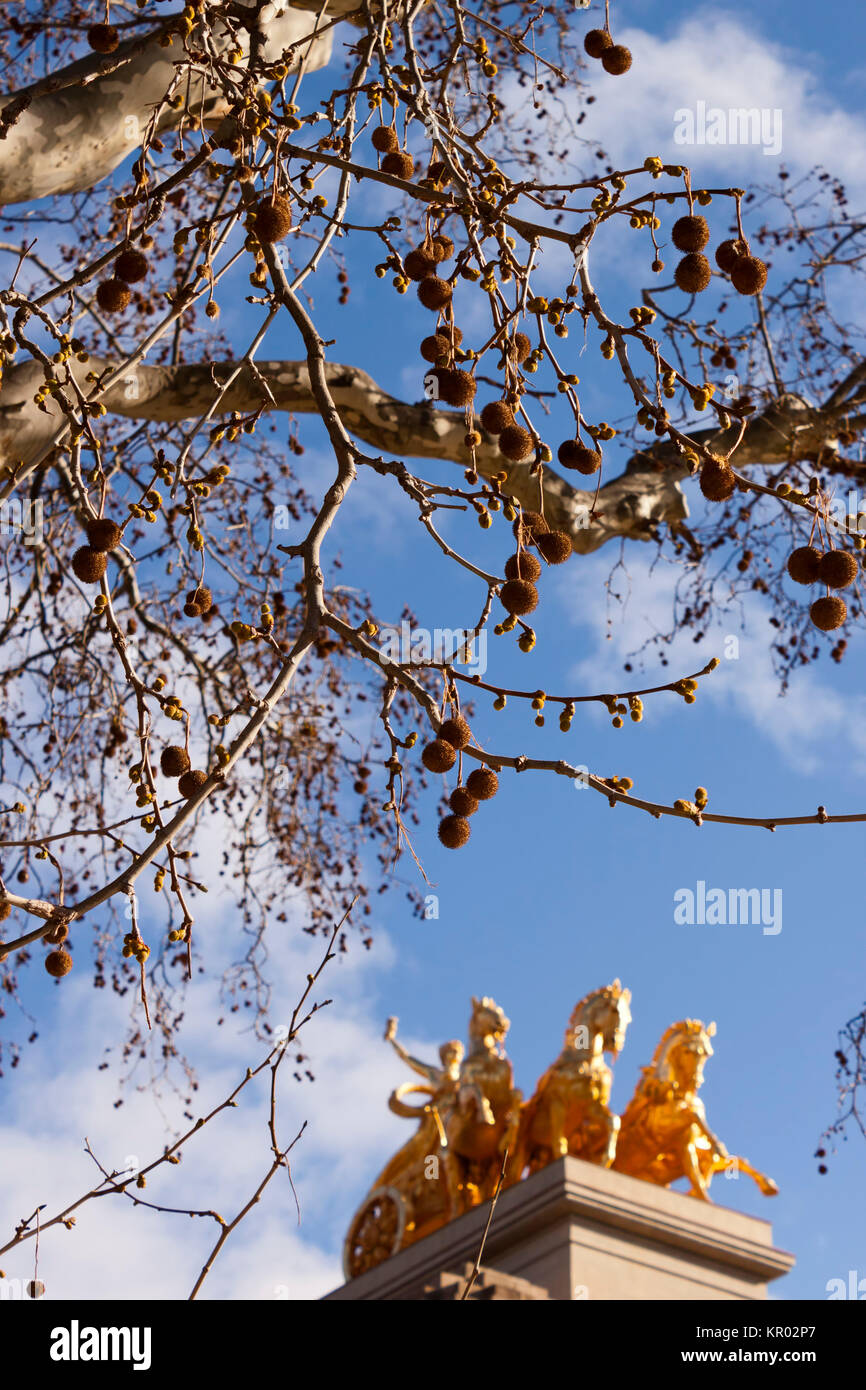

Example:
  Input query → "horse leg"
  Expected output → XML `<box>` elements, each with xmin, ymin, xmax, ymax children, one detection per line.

<box><xmin>601</xmin><ymin>1111</ymin><xmax>621</xmax><ymax>1168</ymax></box>
<box><xmin>684</xmin><ymin>1135</ymin><xmax>712</xmax><ymax>1200</ymax></box>
<box><xmin>549</xmin><ymin>1096</ymin><xmax>568</xmax><ymax>1159</ymax></box>
<box><xmin>722</xmin><ymin>1155</ymin><xmax>779</xmax><ymax>1196</ymax></box>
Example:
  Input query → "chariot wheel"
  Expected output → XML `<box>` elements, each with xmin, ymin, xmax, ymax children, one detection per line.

<box><xmin>343</xmin><ymin>1185</ymin><xmax>407</xmax><ymax>1280</ymax></box>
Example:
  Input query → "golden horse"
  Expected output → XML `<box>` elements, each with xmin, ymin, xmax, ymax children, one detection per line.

<box><xmin>514</xmin><ymin>981</ymin><xmax>632</xmax><ymax>1178</ymax></box>
<box><xmin>613</xmin><ymin>1019</ymin><xmax>778</xmax><ymax>1199</ymax></box>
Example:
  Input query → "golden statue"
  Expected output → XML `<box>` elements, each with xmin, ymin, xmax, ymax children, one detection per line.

<box><xmin>513</xmin><ymin>981</ymin><xmax>631</xmax><ymax>1177</ymax></box>
<box><xmin>343</xmin><ymin>997</ymin><xmax>522</xmax><ymax>1280</ymax></box>
<box><xmin>613</xmin><ymin>1019</ymin><xmax>779</xmax><ymax>1199</ymax></box>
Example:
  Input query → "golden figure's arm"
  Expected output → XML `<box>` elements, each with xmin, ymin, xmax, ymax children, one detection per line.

<box><xmin>384</xmin><ymin>1017</ymin><xmax>441</xmax><ymax>1083</ymax></box>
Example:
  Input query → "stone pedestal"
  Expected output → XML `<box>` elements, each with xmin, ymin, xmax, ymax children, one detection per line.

<box><xmin>323</xmin><ymin>1156</ymin><xmax>794</xmax><ymax>1301</ymax></box>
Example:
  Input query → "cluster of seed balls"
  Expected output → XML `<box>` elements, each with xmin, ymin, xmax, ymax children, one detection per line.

<box><xmin>161</xmin><ymin>744</ymin><xmax>209</xmax><ymax>799</ymax></box>
<box><xmin>498</xmin><ymin>510</ymin><xmax>573</xmax><ymax>632</ymax></box>
<box><xmin>96</xmin><ymin>246</ymin><xmax>151</xmax><ymax>316</ymax></box>
<box><xmin>584</xmin><ymin>29</ymin><xmax>632</xmax><ymax>75</ymax></box>
<box><xmin>71</xmin><ymin>516</ymin><xmax>123</xmax><ymax>584</ymax></box>
<box><xmin>419</xmin><ymin>715</ymin><xmax>500</xmax><ymax>849</ymax></box>
<box><xmin>786</xmin><ymin>545</ymin><xmax>858</xmax><ymax>631</ymax></box>
<box><xmin>670</xmin><ymin>217</ymin><xmax>767</xmax><ymax>297</ymax></box>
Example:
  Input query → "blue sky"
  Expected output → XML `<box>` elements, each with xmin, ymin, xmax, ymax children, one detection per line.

<box><xmin>1</xmin><ymin>1</ymin><xmax>865</xmax><ymax>1302</ymax></box>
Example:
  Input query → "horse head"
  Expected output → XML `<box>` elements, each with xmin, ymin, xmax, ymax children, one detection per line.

<box><xmin>566</xmin><ymin>979</ymin><xmax>632</xmax><ymax>1056</ymax></box>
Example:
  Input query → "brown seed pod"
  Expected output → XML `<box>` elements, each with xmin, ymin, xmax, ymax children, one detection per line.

<box><xmin>178</xmin><ymin>769</ymin><xmax>208</xmax><ymax>798</ymax></box>
<box><xmin>500</xmin><ymin>578</ymin><xmax>539</xmax><ymax>616</ymax></box>
<box><xmin>430</xmin><ymin>234</ymin><xmax>454</xmax><ymax>262</ymax></box>
<box><xmin>186</xmin><ymin>585</ymin><xmax>213</xmax><ymax>614</ymax></box>
<box><xmin>45</xmin><ymin>950</ymin><xmax>73</xmax><ymax>978</ymax></box>
<box><xmin>731</xmin><ymin>255</ymin><xmax>768</xmax><ymax>296</ymax></box>
<box><xmin>404</xmin><ymin>248</ymin><xmax>437</xmax><ymax>281</ymax></box>
<box><xmin>27</xmin><ymin>1281</ymin><xmax>45</xmax><ymax>1300</ymax></box>
<box><xmin>439</xmin><ymin>715</ymin><xmax>472</xmax><ymax>749</ymax></box>
<box><xmin>558</xmin><ymin>440</ymin><xmax>601</xmax><ymax>474</ymax></box>
<box><xmin>86</xmin><ymin>517</ymin><xmax>122</xmax><ymax>552</ymax></box>
<box><xmin>161</xmin><ymin>746</ymin><xmax>191</xmax><ymax>778</ymax></box>
<box><xmin>115</xmin><ymin>249</ymin><xmax>149</xmax><ymax>284</ymax></box>
<box><xmin>584</xmin><ymin>29</ymin><xmax>613</xmax><ymax>58</ymax></box>
<box><xmin>96</xmin><ymin>279</ymin><xmax>131</xmax><ymax>314</ymax></box>
<box><xmin>512</xmin><ymin>509</ymin><xmax>549</xmax><ymax>543</ymax></box>
<box><xmin>818</xmin><ymin>549</ymin><xmax>858</xmax><ymax>590</ymax></box>
<box><xmin>87</xmin><ymin>23</ymin><xmax>119</xmax><ymax>53</ymax></box>
<box><xmin>421</xmin><ymin>738</ymin><xmax>457</xmax><ymax>773</ymax></box>
<box><xmin>715</xmin><ymin>239</ymin><xmax>747</xmax><ymax>273</ymax></box>
<box><xmin>381</xmin><ymin>151</ymin><xmax>415</xmax><ymax>180</ymax></box>
<box><xmin>671</xmin><ymin>215</ymin><xmax>710</xmax><ymax>253</ymax></box>
<box><xmin>498</xmin><ymin>424</ymin><xmax>533</xmax><ymax>461</ymax></box>
<box><xmin>71</xmin><ymin>546</ymin><xmax>107</xmax><ymax>584</ymax></box>
<box><xmin>810</xmin><ymin>595</ymin><xmax>847</xmax><ymax>631</ymax></box>
<box><xmin>466</xmin><ymin>767</ymin><xmax>499</xmax><ymax>800</ymax></box>
<box><xmin>674</xmin><ymin>253</ymin><xmax>712</xmax><ymax>294</ymax></box>
<box><xmin>449</xmin><ymin>787</ymin><xmax>478</xmax><ymax>817</ymax></box>
<box><xmin>435</xmin><ymin>368</ymin><xmax>476</xmax><ymax>408</ymax></box>
<box><xmin>537</xmin><ymin>530</ymin><xmax>573</xmax><ymax>565</ymax></box>
<box><xmin>699</xmin><ymin>457</ymin><xmax>735</xmax><ymax>502</ymax></box>
<box><xmin>512</xmin><ymin>332</ymin><xmax>531</xmax><ymax>363</ymax></box>
<box><xmin>786</xmin><ymin>546</ymin><xmax>822</xmax><ymax>585</ymax></box>
<box><xmin>504</xmin><ymin>551</ymin><xmax>542</xmax><ymax>582</ymax></box>
<box><xmin>480</xmin><ymin>400</ymin><xmax>515</xmax><ymax>435</ymax></box>
<box><xmin>601</xmin><ymin>45</ymin><xmax>632</xmax><ymax>75</ymax></box>
<box><xmin>420</xmin><ymin>328</ymin><xmax>463</xmax><ymax>362</ymax></box>
<box><xmin>253</xmin><ymin>194</ymin><xmax>293</xmax><ymax>243</ymax></box>
<box><xmin>417</xmin><ymin>276</ymin><xmax>452</xmax><ymax>310</ymax></box>
<box><xmin>438</xmin><ymin>814</ymin><xmax>470</xmax><ymax>849</ymax></box>
<box><xmin>371</xmin><ymin>126</ymin><xmax>399</xmax><ymax>154</ymax></box>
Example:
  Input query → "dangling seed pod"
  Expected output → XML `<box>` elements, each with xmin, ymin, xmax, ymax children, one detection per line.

<box><xmin>810</xmin><ymin>595</ymin><xmax>847</xmax><ymax>631</ymax></box>
<box><xmin>87</xmin><ymin>23</ymin><xmax>119</xmax><ymax>53</ymax></box>
<box><xmin>45</xmin><ymin>950</ymin><xmax>73</xmax><ymax>978</ymax></box>
<box><xmin>512</xmin><ymin>510</ymin><xmax>549</xmax><ymax>544</ymax></box>
<box><xmin>404</xmin><ymin>248</ymin><xmax>437</xmax><ymax>281</ymax></box>
<box><xmin>557</xmin><ymin>441</ymin><xmax>601</xmax><ymax>474</ymax></box>
<box><xmin>584</xmin><ymin>29</ymin><xmax>612</xmax><ymax>58</ymax></box>
<box><xmin>699</xmin><ymin>457</ymin><xmax>735</xmax><ymax>501</ymax></box>
<box><xmin>674</xmin><ymin>253</ymin><xmax>712</xmax><ymax>293</ymax></box>
<box><xmin>185</xmin><ymin>585</ymin><xmax>213</xmax><ymax>615</ymax></box>
<box><xmin>715</xmin><ymin>239</ymin><xmax>747</xmax><ymax>273</ymax></box>
<box><xmin>430</xmin><ymin>234</ymin><xmax>454</xmax><ymax>262</ymax></box>
<box><xmin>786</xmin><ymin>546</ymin><xmax>822</xmax><ymax>585</ymax></box>
<box><xmin>512</xmin><ymin>332</ymin><xmax>531</xmax><ymax>363</ymax></box>
<box><xmin>421</xmin><ymin>738</ymin><xmax>457</xmax><ymax>773</ymax></box>
<box><xmin>438</xmin><ymin>814</ymin><xmax>470</xmax><ymax>849</ymax></box>
<box><xmin>504</xmin><ymin>551</ymin><xmax>542</xmax><ymax>582</ymax></box>
<box><xmin>96</xmin><ymin>279</ymin><xmax>131</xmax><ymax>314</ymax></box>
<box><xmin>417</xmin><ymin>276</ymin><xmax>452</xmax><ymax>310</ymax></box>
<box><xmin>435</xmin><ymin>369</ymin><xmax>476</xmax><ymax>408</ymax></box>
<box><xmin>420</xmin><ymin>328</ymin><xmax>463</xmax><ymax>362</ymax></box>
<box><xmin>371</xmin><ymin>126</ymin><xmax>399</xmax><ymax>154</ymax></box>
<box><xmin>500</xmin><ymin>578</ymin><xmax>539</xmax><ymax>616</ymax></box>
<box><xmin>537</xmin><ymin>531</ymin><xmax>572</xmax><ymax>565</ymax></box>
<box><xmin>439</xmin><ymin>715</ymin><xmax>472</xmax><ymax>749</ymax></box>
<box><xmin>671</xmin><ymin>216</ymin><xmax>710</xmax><ymax>253</ymax></box>
<box><xmin>449</xmin><ymin>786</ymin><xmax>478</xmax><ymax>817</ymax></box>
<box><xmin>178</xmin><ymin>769</ymin><xmax>208</xmax><ymax>798</ymax></box>
<box><xmin>115</xmin><ymin>249</ymin><xmax>149</xmax><ymax>284</ymax></box>
<box><xmin>381</xmin><ymin>151</ymin><xmax>415</xmax><ymax>180</ymax></box>
<box><xmin>86</xmin><ymin>518</ymin><xmax>122</xmax><ymax>552</ymax></box>
<box><xmin>466</xmin><ymin>767</ymin><xmax>499</xmax><ymax>800</ymax></box>
<box><xmin>818</xmin><ymin>550</ymin><xmax>858</xmax><ymax>589</ymax></box>
<box><xmin>498</xmin><ymin>425</ymin><xmax>533</xmax><ymax>461</ymax></box>
<box><xmin>730</xmin><ymin>256</ymin><xmax>768</xmax><ymax>296</ymax></box>
<box><xmin>253</xmin><ymin>194</ymin><xmax>293</xmax><ymax>243</ymax></box>
<box><xmin>161</xmin><ymin>746</ymin><xmax>191</xmax><ymax>778</ymax></box>
<box><xmin>480</xmin><ymin>401</ymin><xmax>515</xmax><ymax>435</ymax></box>
<box><xmin>601</xmin><ymin>45</ymin><xmax>632</xmax><ymax>75</ymax></box>
<box><xmin>72</xmin><ymin>546</ymin><xmax>107</xmax><ymax>584</ymax></box>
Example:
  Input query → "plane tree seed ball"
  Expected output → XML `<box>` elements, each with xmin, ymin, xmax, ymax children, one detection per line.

<box><xmin>417</xmin><ymin>276</ymin><xmax>452</xmax><ymax>310</ymax></box>
<box><xmin>699</xmin><ymin>457</ymin><xmax>735</xmax><ymax>501</ymax></box>
<box><xmin>72</xmin><ymin>546</ymin><xmax>107</xmax><ymax>584</ymax></box>
<box><xmin>715</xmin><ymin>239</ymin><xmax>746</xmax><ymax>273</ymax></box>
<box><xmin>430</xmin><ymin>234</ymin><xmax>454</xmax><ymax>262</ymax></box>
<box><xmin>381</xmin><ymin>151</ymin><xmax>415</xmax><ymax>179</ymax></box>
<box><xmin>466</xmin><ymin>767</ymin><xmax>499</xmax><ymax>800</ymax></box>
<box><xmin>88</xmin><ymin>23</ymin><xmax>119</xmax><ymax>52</ymax></box>
<box><xmin>671</xmin><ymin>216</ymin><xmax>709</xmax><ymax>253</ymax></box>
<box><xmin>186</xmin><ymin>586</ymin><xmax>213</xmax><ymax>614</ymax></box>
<box><xmin>512</xmin><ymin>510</ymin><xmax>549</xmax><ymax>543</ymax></box>
<box><xmin>161</xmin><ymin>746</ymin><xmax>191</xmax><ymax>778</ymax></box>
<box><xmin>584</xmin><ymin>29</ymin><xmax>612</xmax><ymax>58</ymax></box>
<box><xmin>96</xmin><ymin>278</ymin><xmax>131</xmax><ymax>313</ymax></box>
<box><xmin>439</xmin><ymin>716</ymin><xmax>472</xmax><ymax>749</ymax></box>
<box><xmin>438</xmin><ymin>369</ymin><xmax>476</xmax><ymax>408</ymax></box>
<box><xmin>675</xmin><ymin>253</ymin><xmax>712</xmax><ymax>293</ymax></box>
<box><xmin>449</xmin><ymin>787</ymin><xmax>478</xmax><ymax>817</ymax></box>
<box><xmin>537</xmin><ymin>531</ymin><xmax>572</xmax><ymax>565</ymax></box>
<box><xmin>787</xmin><ymin>546</ymin><xmax>822</xmax><ymax>585</ymax></box>
<box><xmin>45</xmin><ymin>950</ymin><xmax>73</xmax><ymax>977</ymax></box>
<box><xmin>512</xmin><ymin>332</ymin><xmax>531</xmax><ymax>363</ymax></box>
<box><xmin>178</xmin><ymin>769</ymin><xmax>208</xmax><ymax>798</ymax></box>
<box><xmin>480</xmin><ymin>400</ymin><xmax>514</xmax><ymax>434</ymax></box>
<box><xmin>371</xmin><ymin>126</ymin><xmax>399</xmax><ymax>154</ymax></box>
<box><xmin>498</xmin><ymin>424</ymin><xmax>533</xmax><ymax>461</ymax></box>
<box><xmin>558</xmin><ymin>440</ymin><xmax>601</xmax><ymax>474</ymax></box>
<box><xmin>253</xmin><ymin>195</ymin><xmax>292</xmax><ymax>242</ymax></box>
<box><xmin>115</xmin><ymin>249</ymin><xmax>149</xmax><ymax>283</ymax></box>
<box><xmin>601</xmin><ymin>45</ymin><xmax>632</xmax><ymax>75</ymax></box>
<box><xmin>421</xmin><ymin>738</ymin><xmax>457</xmax><ymax>773</ymax></box>
<box><xmin>438</xmin><ymin>814</ymin><xmax>470</xmax><ymax>848</ymax></box>
<box><xmin>404</xmin><ymin>248</ymin><xmax>437</xmax><ymax>281</ymax></box>
<box><xmin>504</xmin><ymin>551</ymin><xmax>542</xmax><ymax>582</ymax></box>
<box><xmin>86</xmin><ymin>517</ymin><xmax>122</xmax><ymax>552</ymax></box>
<box><xmin>818</xmin><ymin>550</ymin><xmax>858</xmax><ymax>589</ymax></box>
<box><xmin>500</xmin><ymin>578</ymin><xmax>539</xmax><ymax>616</ymax></box>
<box><xmin>810</xmin><ymin>595</ymin><xmax>847</xmax><ymax>631</ymax></box>
<box><xmin>731</xmin><ymin>255</ymin><xmax>768</xmax><ymax>296</ymax></box>
<box><xmin>421</xmin><ymin>328</ymin><xmax>462</xmax><ymax>362</ymax></box>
